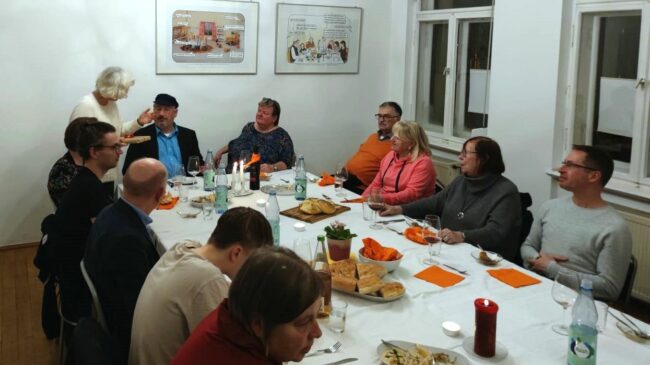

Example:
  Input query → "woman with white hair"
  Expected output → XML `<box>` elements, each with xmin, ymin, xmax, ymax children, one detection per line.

<box><xmin>362</xmin><ymin>121</ymin><xmax>437</xmax><ymax>205</ymax></box>
<box><xmin>69</xmin><ymin>66</ymin><xmax>153</xmax><ymax>193</ymax></box>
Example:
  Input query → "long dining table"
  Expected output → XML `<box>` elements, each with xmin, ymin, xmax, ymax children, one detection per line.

<box><xmin>149</xmin><ymin>169</ymin><xmax>650</xmax><ymax>364</ymax></box>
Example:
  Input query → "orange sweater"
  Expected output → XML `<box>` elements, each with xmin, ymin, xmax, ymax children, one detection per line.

<box><xmin>346</xmin><ymin>133</ymin><xmax>392</xmax><ymax>189</ymax></box>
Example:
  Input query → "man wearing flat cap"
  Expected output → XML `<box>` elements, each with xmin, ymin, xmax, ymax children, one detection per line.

<box><xmin>123</xmin><ymin>93</ymin><xmax>203</xmax><ymax>176</ymax></box>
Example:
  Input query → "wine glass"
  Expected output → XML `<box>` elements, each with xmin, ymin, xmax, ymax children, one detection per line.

<box><xmin>240</xmin><ymin>149</ymin><xmax>251</xmax><ymax>166</ymax></box>
<box><xmin>334</xmin><ymin>163</ymin><xmax>349</xmax><ymax>197</ymax></box>
<box><xmin>551</xmin><ymin>268</ymin><xmax>579</xmax><ymax>335</ymax></box>
<box><xmin>367</xmin><ymin>188</ymin><xmax>384</xmax><ymax>229</ymax></box>
<box><xmin>187</xmin><ymin>156</ymin><xmax>201</xmax><ymax>189</ymax></box>
<box><xmin>420</xmin><ymin>214</ymin><xmax>441</xmax><ymax>265</ymax></box>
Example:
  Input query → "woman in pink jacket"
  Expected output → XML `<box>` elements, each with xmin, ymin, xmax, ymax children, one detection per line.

<box><xmin>363</xmin><ymin>121</ymin><xmax>436</xmax><ymax>205</ymax></box>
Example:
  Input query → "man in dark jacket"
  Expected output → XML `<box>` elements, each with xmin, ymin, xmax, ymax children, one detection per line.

<box><xmin>122</xmin><ymin>93</ymin><xmax>203</xmax><ymax>176</ymax></box>
<box><xmin>84</xmin><ymin>158</ymin><xmax>166</xmax><ymax>364</ymax></box>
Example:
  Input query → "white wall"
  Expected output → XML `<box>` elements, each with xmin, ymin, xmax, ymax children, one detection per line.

<box><xmin>0</xmin><ymin>0</ymin><xmax>398</xmax><ymax>246</ymax></box>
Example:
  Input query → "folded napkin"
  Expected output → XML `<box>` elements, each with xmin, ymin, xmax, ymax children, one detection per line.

<box><xmin>341</xmin><ymin>197</ymin><xmax>365</xmax><ymax>203</ymax></box>
<box><xmin>487</xmin><ymin>268</ymin><xmax>541</xmax><ymax>288</ymax></box>
<box><xmin>318</xmin><ymin>171</ymin><xmax>335</xmax><ymax>186</ymax></box>
<box><xmin>361</xmin><ymin>237</ymin><xmax>401</xmax><ymax>261</ymax></box>
<box><xmin>158</xmin><ymin>197</ymin><xmax>179</xmax><ymax>210</ymax></box>
<box><xmin>404</xmin><ymin>226</ymin><xmax>432</xmax><ymax>245</ymax></box>
<box><xmin>415</xmin><ymin>265</ymin><xmax>465</xmax><ymax>288</ymax></box>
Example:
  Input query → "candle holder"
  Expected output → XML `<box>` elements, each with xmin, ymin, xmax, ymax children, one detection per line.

<box><xmin>232</xmin><ymin>171</ymin><xmax>242</xmax><ymax>195</ymax></box>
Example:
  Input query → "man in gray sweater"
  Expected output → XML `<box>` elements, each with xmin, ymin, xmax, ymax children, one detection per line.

<box><xmin>521</xmin><ymin>145</ymin><xmax>632</xmax><ymax>301</ymax></box>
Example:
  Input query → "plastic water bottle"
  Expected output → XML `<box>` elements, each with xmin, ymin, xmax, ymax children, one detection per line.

<box><xmin>295</xmin><ymin>155</ymin><xmax>307</xmax><ymax>201</ymax></box>
<box><xmin>214</xmin><ymin>162</ymin><xmax>228</xmax><ymax>214</ymax></box>
<box><xmin>567</xmin><ymin>278</ymin><xmax>598</xmax><ymax>365</ymax></box>
<box><xmin>266</xmin><ymin>190</ymin><xmax>280</xmax><ymax>246</ymax></box>
<box><xmin>203</xmin><ymin>150</ymin><xmax>215</xmax><ymax>192</ymax></box>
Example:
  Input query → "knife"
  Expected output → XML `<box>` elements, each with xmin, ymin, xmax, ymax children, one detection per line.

<box><xmin>321</xmin><ymin>358</ymin><xmax>358</xmax><ymax>365</ymax></box>
<box><xmin>377</xmin><ymin>219</ymin><xmax>405</xmax><ymax>224</ymax></box>
<box><xmin>322</xmin><ymin>194</ymin><xmax>334</xmax><ymax>201</ymax></box>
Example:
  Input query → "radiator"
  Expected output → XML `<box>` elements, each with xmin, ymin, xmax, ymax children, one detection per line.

<box><xmin>432</xmin><ymin>156</ymin><xmax>460</xmax><ymax>187</ymax></box>
<box><xmin>615</xmin><ymin>207</ymin><xmax>650</xmax><ymax>302</ymax></box>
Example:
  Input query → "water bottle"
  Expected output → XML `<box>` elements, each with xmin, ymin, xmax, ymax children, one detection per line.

<box><xmin>265</xmin><ymin>190</ymin><xmax>280</xmax><ymax>246</ymax></box>
<box><xmin>567</xmin><ymin>278</ymin><xmax>598</xmax><ymax>365</ymax></box>
<box><xmin>203</xmin><ymin>150</ymin><xmax>215</xmax><ymax>192</ymax></box>
<box><xmin>295</xmin><ymin>155</ymin><xmax>307</xmax><ymax>201</ymax></box>
<box><xmin>214</xmin><ymin>162</ymin><xmax>228</xmax><ymax>214</ymax></box>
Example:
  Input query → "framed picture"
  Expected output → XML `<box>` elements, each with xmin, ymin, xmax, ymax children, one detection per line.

<box><xmin>156</xmin><ymin>0</ymin><xmax>259</xmax><ymax>74</ymax></box>
<box><xmin>275</xmin><ymin>3</ymin><xmax>362</xmax><ymax>74</ymax></box>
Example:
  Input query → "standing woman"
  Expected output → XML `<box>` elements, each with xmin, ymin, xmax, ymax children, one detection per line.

<box><xmin>380</xmin><ymin>136</ymin><xmax>522</xmax><ymax>261</ymax></box>
<box><xmin>69</xmin><ymin>66</ymin><xmax>153</xmax><ymax>195</ymax></box>
<box><xmin>362</xmin><ymin>121</ymin><xmax>437</xmax><ymax>205</ymax></box>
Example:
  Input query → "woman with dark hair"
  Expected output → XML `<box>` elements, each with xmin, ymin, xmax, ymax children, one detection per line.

<box><xmin>50</xmin><ymin>121</ymin><xmax>123</xmax><ymax>336</ymax></box>
<box><xmin>214</xmin><ymin>97</ymin><xmax>295</xmax><ymax>173</ymax></box>
<box><xmin>47</xmin><ymin>117</ymin><xmax>97</xmax><ymax>207</ymax></box>
<box><xmin>170</xmin><ymin>246</ymin><xmax>323</xmax><ymax>365</ymax></box>
<box><xmin>381</xmin><ymin>136</ymin><xmax>522</xmax><ymax>261</ymax></box>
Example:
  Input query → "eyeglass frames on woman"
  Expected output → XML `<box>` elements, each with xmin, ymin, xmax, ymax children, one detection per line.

<box><xmin>459</xmin><ymin>149</ymin><xmax>478</xmax><ymax>157</ymax></box>
<box><xmin>560</xmin><ymin>160</ymin><xmax>598</xmax><ymax>171</ymax></box>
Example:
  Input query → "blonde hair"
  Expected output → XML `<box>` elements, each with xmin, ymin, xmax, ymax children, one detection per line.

<box><xmin>95</xmin><ymin>66</ymin><xmax>135</xmax><ymax>100</ymax></box>
<box><xmin>392</xmin><ymin>121</ymin><xmax>431</xmax><ymax>162</ymax></box>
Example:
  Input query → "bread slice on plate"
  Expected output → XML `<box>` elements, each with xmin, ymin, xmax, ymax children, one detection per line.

<box><xmin>330</xmin><ymin>259</ymin><xmax>356</xmax><ymax>279</ymax></box>
<box><xmin>316</xmin><ymin>199</ymin><xmax>336</xmax><ymax>214</ymax></box>
<box><xmin>332</xmin><ymin>275</ymin><xmax>357</xmax><ymax>293</ymax></box>
<box><xmin>379</xmin><ymin>282</ymin><xmax>405</xmax><ymax>300</ymax></box>
<box><xmin>357</xmin><ymin>274</ymin><xmax>384</xmax><ymax>295</ymax></box>
<box><xmin>357</xmin><ymin>262</ymin><xmax>387</xmax><ymax>279</ymax></box>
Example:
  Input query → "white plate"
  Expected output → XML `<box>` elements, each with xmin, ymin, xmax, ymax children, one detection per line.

<box><xmin>332</xmin><ymin>287</ymin><xmax>404</xmax><ymax>303</ymax></box>
<box><xmin>231</xmin><ymin>190</ymin><xmax>254</xmax><ymax>197</ymax></box>
<box><xmin>261</xmin><ymin>184</ymin><xmax>294</xmax><ymax>195</ymax></box>
<box><xmin>471</xmin><ymin>250</ymin><xmax>503</xmax><ymax>266</ymax></box>
<box><xmin>190</xmin><ymin>195</ymin><xmax>215</xmax><ymax>208</ymax></box>
<box><xmin>176</xmin><ymin>208</ymin><xmax>201</xmax><ymax>218</ymax></box>
<box><xmin>377</xmin><ymin>340</ymin><xmax>470</xmax><ymax>365</ymax></box>
<box><xmin>461</xmin><ymin>336</ymin><xmax>508</xmax><ymax>361</ymax></box>
<box><xmin>169</xmin><ymin>177</ymin><xmax>197</xmax><ymax>185</ymax></box>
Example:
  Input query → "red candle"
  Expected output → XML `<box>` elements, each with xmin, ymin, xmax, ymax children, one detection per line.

<box><xmin>474</xmin><ymin>298</ymin><xmax>498</xmax><ymax>357</ymax></box>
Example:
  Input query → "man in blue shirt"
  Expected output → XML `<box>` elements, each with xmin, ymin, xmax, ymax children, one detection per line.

<box><xmin>122</xmin><ymin>93</ymin><xmax>203</xmax><ymax>176</ymax></box>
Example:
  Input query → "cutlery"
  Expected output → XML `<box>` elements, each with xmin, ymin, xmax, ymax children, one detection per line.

<box><xmin>305</xmin><ymin>341</ymin><xmax>342</xmax><ymax>357</ymax></box>
<box><xmin>404</xmin><ymin>216</ymin><xmax>422</xmax><ymax>227</ymax></box>
<box><xmin>620</xmin><ymin>312</ymin><xmax>650</xmax><ymax>339</ymax></box>
<box><xmin>321</xmin><ymin>358</ymin><xmax>358</xmax><ymax>365</ymax></box>
<box><xmin>280</xmin><ymin>178</ymin><xmax>290</xmax><ymax>183</ymax></box>
<box><xmin>443</xmin><ymin>263</ymin><xmax>469</xmax><ymax>275</ymax></box>
<box><xmin>381</xmin><ymin>339</ymin><xmax>408</xmax><ymax>352</ymax></box>
<box><xmin>608</xmin><ymin>310</ymin><xmax>650</xmax><ymax>339</ymax></box>
<box><xmin>385</xmin><ymin>225</ymin><xmax>403</xmax><ymax>235</ymax></box>
<box><xmin>322</xmin><ymin>194</ymin><xmax>334</xmax><ymax>201</ymax></box>
<box><xmin>377</xmin><ymin>219</ymin><xmax>406</xmax><ymax>224</ymax></box>
<box><xmin>621</xmin><ymin>312</ymin><xmax>646</xmax><ymax>334</ymax></box>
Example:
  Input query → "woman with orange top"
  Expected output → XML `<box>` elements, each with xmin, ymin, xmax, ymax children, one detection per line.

<box><xmin>361</xmin><ymin>121</ymin><xmax>436</xmax><ymax>205</ymax></box>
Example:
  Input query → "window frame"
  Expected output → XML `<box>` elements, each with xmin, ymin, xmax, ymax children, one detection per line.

<box><xmin>564</xmin><ymin>0</ymin><xmax>650</xmax><ymax>192</ymax></box>
<box><xmin>406</xmin><ymin>3</ymin><xmax>494</xmax><ymax>152</ymax></box>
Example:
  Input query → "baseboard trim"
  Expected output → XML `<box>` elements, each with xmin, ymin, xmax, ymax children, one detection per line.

<box><xmin>0</xmin><ymin>241</ymin><xmax>39</xmax><ymax>251</ymax></box>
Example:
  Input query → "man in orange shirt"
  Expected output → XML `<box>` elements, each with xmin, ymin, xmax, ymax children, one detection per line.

<box><xmin>344</xmin><ymin>101</ymin><xmax>402</xmax><ymax>194</ymax></box>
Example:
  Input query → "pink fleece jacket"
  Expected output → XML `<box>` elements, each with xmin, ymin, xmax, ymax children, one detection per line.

<box><xmin>362</xmin><ymin>150</ymin><xmax>437</xmax><ymax>205</ymax></box>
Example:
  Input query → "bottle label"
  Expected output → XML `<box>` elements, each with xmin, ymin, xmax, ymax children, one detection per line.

<box><xmin>203</xmin><ymin>171</ymin><xmax>215</xmax><ymax>191</ymax></box>
<box><xmin>568</xmin><ymin>324</ymin><xmax>597</xmax><ymax>365</ymax></box>
<box><xmin>295</xmin><ymin>178</ymin><xmax>307</xmax><ymax>200</ymax></box>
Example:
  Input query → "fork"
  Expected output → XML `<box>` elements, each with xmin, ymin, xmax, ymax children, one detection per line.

<box><xmin>608</xmin><ymin>310</ymin><xmax>650</xmax><ymax>339</ymax></box>
<box><xmin>385</xmin><ymin>225</ymin><xmax>403</xmax><ymax>235</ymax></box>
<box><xmin>304</xmin><ymin>341</ymin><xmax>342</xmax><ymax>357</ymax></box>
<box><xmin>620</xmin><ymin>312</ymin><xmax>650</xmax><ymax>339</ymax></box>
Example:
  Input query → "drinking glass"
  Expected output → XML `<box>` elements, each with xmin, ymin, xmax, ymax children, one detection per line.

<box><xmin>420</xmin><ymin>214</ymin><xmax>441</xmax><ymax>265</ymax></box>
<box><xmin>551</xmin><ymin>269</ymin><xmax>579</xmax><ymax>335</ymax></box>
<box><xmin>240</xmin><ymin>149</ymin><xmax>251</xmax><ymax>166</ymax></box>
<box><xmin>292</xmin><ymin>238</ymin><xmax>313</xmax><ymax>263</ymax></box>
<box><xmin>329</xmin><ymin>301</ymin><xmax>348</xmax><ymax>333</ymax></box>
<box><xmin>367</xmin><ymin>188</ymin><xmax>384</xmax><ymax>229</ymax></box>
<box><xmin>187</xmin><ymin>156</ymin><xmax>201</xmax><ymax>189</ymax></box>
<box><xmin>334</xmin><ymin>163</ymin><xmax>348</xmax><ymax>197</ymax></box>
<box><xmin>201</xmin><ymin>202</ymin><xmax>214</xmax><ymax>220</ymax></box>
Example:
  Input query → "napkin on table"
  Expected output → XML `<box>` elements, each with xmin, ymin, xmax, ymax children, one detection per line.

<box><xmin>318</xmin><ymin>171</ymin><xmax>335</xmax><ymax>186</ymax></box>
<box><xmin>158</xmin><ymin>197</ymin><xmax>179</xmax><ymax>210</ymax></box>
<box><xmin>415</xmin><ymin>265</ymin><xmax>465</xmax><ymax>288</ymax></box>
<box><xmin>487</xmin><ymin>268</ymin><xmax>541</xmax><ymax>288</ymax></box>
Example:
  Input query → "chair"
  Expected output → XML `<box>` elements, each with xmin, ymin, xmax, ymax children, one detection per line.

<box><xmin>618</xmin><ymin>255</ymin><xmax>637</xmax><ymax>307</ymax></box>
<box><xmin>80</xmin><ymin>259</ymin><xmax>108</xmax><ymax>332</ymax></box>
<box><xmin>513</xmin><ymin>192</ymin><xmax>533</xmax><ymax>267</ymax></box>
<box><xmin>70</xmin><ymin>317</ymin><xmax>114</xmax><ymax>365</ymax></box>
<box><xmin>434</xmin><ymin>179</ymin><xmax>445</xmax><ymax>194</ymax></box>
<box><xmin>56</xmin><ymin>281</ymin><xmax>79</xmax><ymax>365</ymax></box>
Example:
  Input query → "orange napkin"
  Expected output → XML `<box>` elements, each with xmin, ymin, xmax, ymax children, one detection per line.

<box><xmin>361</xmin><ymin>237</ymin><xmax>401</xmax><ymax>261</ymax></box>
<box><xmin>341</xmin><ymin>197</ymin><xmax>365</xmax><ymax>203</ymax></box>
<box><xmin>487</xmin><ymin>268</ymin><xmax>541</xmax><ymax>288</ymax></box>
<box><xmin>404</xmin><ymin>226</ymin><xmax>436</xmax><ymax>245</ymax></box>
<box><xmin>318</xmin><ymin>171</ymin><xmax>335</xmax><ymax>186</ymax></box>
<box><xmin>158</xmin><ymin>197</ymin><xmax>179</xmax><ymax>210</ymax></box>
<box><xmin>415</xmin><ymin>265</ymin><xmax>465</xmax><ymax>288</ymax></box>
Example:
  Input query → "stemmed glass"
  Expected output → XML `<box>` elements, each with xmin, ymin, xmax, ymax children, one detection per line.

<box><xmin>334</xmin><ymin>163</ymin><xmax>348</xmax><ymax>197</ymax></box>
<box><xmin>551</xmin><ymin>269</ymin><xmax>579</xmax><ymax>335</ymax></box>
<box><xmin>240</xmin><ymin>149</ymin><xmax>251</xmax><ymax>166</ymax></box>
<box><xmin>187</xmin><ymin>156</ymin><xmax>201</xmax><ymax>189</ymax></box>
<box><xmin>420</xmin><ymin>214</ymin><xmax>441</xmax><ymax>265</ymax></box>
<box><xmin>367</xmin><ymin>188</ymin><xmax>384</xmax><ymax>229</ymax></box>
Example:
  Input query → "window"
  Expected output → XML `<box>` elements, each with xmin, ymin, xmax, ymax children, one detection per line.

<box><xmin>410</xmin><ymin>1</ymin><xmax>494</xmax><ymax>148</ymax></box>
<box><xmin>567</xmin><ymin>1</ymin><xmax>650</xmax><ymax>187</ymax></box>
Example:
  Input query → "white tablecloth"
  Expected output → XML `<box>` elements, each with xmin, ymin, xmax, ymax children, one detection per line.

<box><xmin>149</xmin><ymin>169</ymin><xmax>650</xmax><ymax>364</ymax></box>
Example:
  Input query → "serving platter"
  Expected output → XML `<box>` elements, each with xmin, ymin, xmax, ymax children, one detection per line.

<box><xmin>377</xmin><ymin>340</ymin><xmax>469</xmax><ymax>365</ymax></box>
<box><xmin>332</xmin><ymin>286</ymin><xmax>404</xmax><ymax>303</ymax></box>
<box><xmin>261</xmin><ymin>184</ymin><xmax>294</xmax><ymax>195</ymax></box>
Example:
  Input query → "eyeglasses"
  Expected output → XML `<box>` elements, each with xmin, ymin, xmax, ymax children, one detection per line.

<box><xmin>374</xmin><ymin>114</ymin><xmax>399</xmax><ymax>120</ymax></box>
<box><xmin>460</xmin><ymin>149</ymin><xmax>478</xmax><ymax>157</ymax></box>
<box><xmin>94</xmin><ymin>144</ymin><xmax>123</xmax><ymax>152</ymax></box>
<box><xmin>560</xmin><ymin>160</ymin><xmax>598</xmax><ymax>171</ymax></box>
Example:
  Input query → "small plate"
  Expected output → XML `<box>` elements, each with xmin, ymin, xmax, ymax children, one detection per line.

<box><xmin>261</xmin><ymin>184</ymin><xmax>294</xmax><ymax>195</ymax></box>
<box><xmin>377</xmin><ymin>340</ymin><xmax>470</xmax><ymax>365</ymax></box>
<box><xmin>231</xmin><ymin>190</ymin><xmax>254</xmax><ymax>197</ymax></box>
<box><xmin>169</xmin><ymin>177</ymin><xmax>196</xmax><ymax>185</ymax></box>
<box><xmin>616</xmin><ymin>321</ymin><xmax>650</xmax><ymax>342</ymax></box>
<box><xmin>190</xmin><ymin>195</ymin><xmax>215</xmax><ymax>208</ymax></box>
<box><xmin>462</xmin><ymin>336</ymin><xmax>508</xmax><ymax>361</ymax></box>
<box><xmin>471</xmin><ymin>250</ymin><xmax>503</xmax><ymax>266</ymax></box>
<box><xmin>176</xmin><ymin>208</ymin><xmax>201</xmax><ymax>218</ymax></box>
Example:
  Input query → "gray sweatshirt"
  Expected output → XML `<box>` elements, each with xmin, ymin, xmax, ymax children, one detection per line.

<box><xmin>520</xmin><ymin>196</ymin><xmax>632</xmax><ymax>301</ymax></box>
<box><xmin>402</xmin><ymin>174</ymin><xmax>522</xmax><ymax>261</ymax></box>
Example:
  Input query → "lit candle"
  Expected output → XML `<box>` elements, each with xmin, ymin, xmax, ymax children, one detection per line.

<box><xmin>474</xmin><ymin>298</ymin><xmax>498</xmax><ymax>357</ymax></box>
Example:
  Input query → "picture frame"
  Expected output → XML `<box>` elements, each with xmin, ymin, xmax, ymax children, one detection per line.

<box><xmin>156</xmin><ymin>0</ymin><xmax>259</xmax><ymax>74</ymax></box>
<box><xmin>274</xmin><ymin>3</ymin><xmax>362</xmax><ymax>74</ymax></box>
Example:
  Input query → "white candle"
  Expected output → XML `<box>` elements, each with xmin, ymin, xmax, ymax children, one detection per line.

<box><xmin>232</xmin><ymin>161</ymin><xmax>238</xmax><ymax>181</ymax></box>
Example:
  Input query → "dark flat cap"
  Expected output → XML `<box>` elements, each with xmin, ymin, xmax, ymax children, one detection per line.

<box><xmin>153</xmin><ymin>93</ymin><xmax>178</xmax><ymax>108</ymax></box>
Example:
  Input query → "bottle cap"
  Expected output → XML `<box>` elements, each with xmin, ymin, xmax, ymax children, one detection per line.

<box><xmin>580</xmin><ymin>278</ymin><xmax>593</xmax><ymax>290</ymax></box>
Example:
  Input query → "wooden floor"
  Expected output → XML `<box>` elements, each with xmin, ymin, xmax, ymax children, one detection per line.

<box><xmin>0</xmin><ymin>245</ymin><xmax>648</xmax><ymax>364</ymax></box>
<box><xmin>0</xmin><ymin>244</ymin><xmax>57</xmax><ymax>365</ymax></box>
